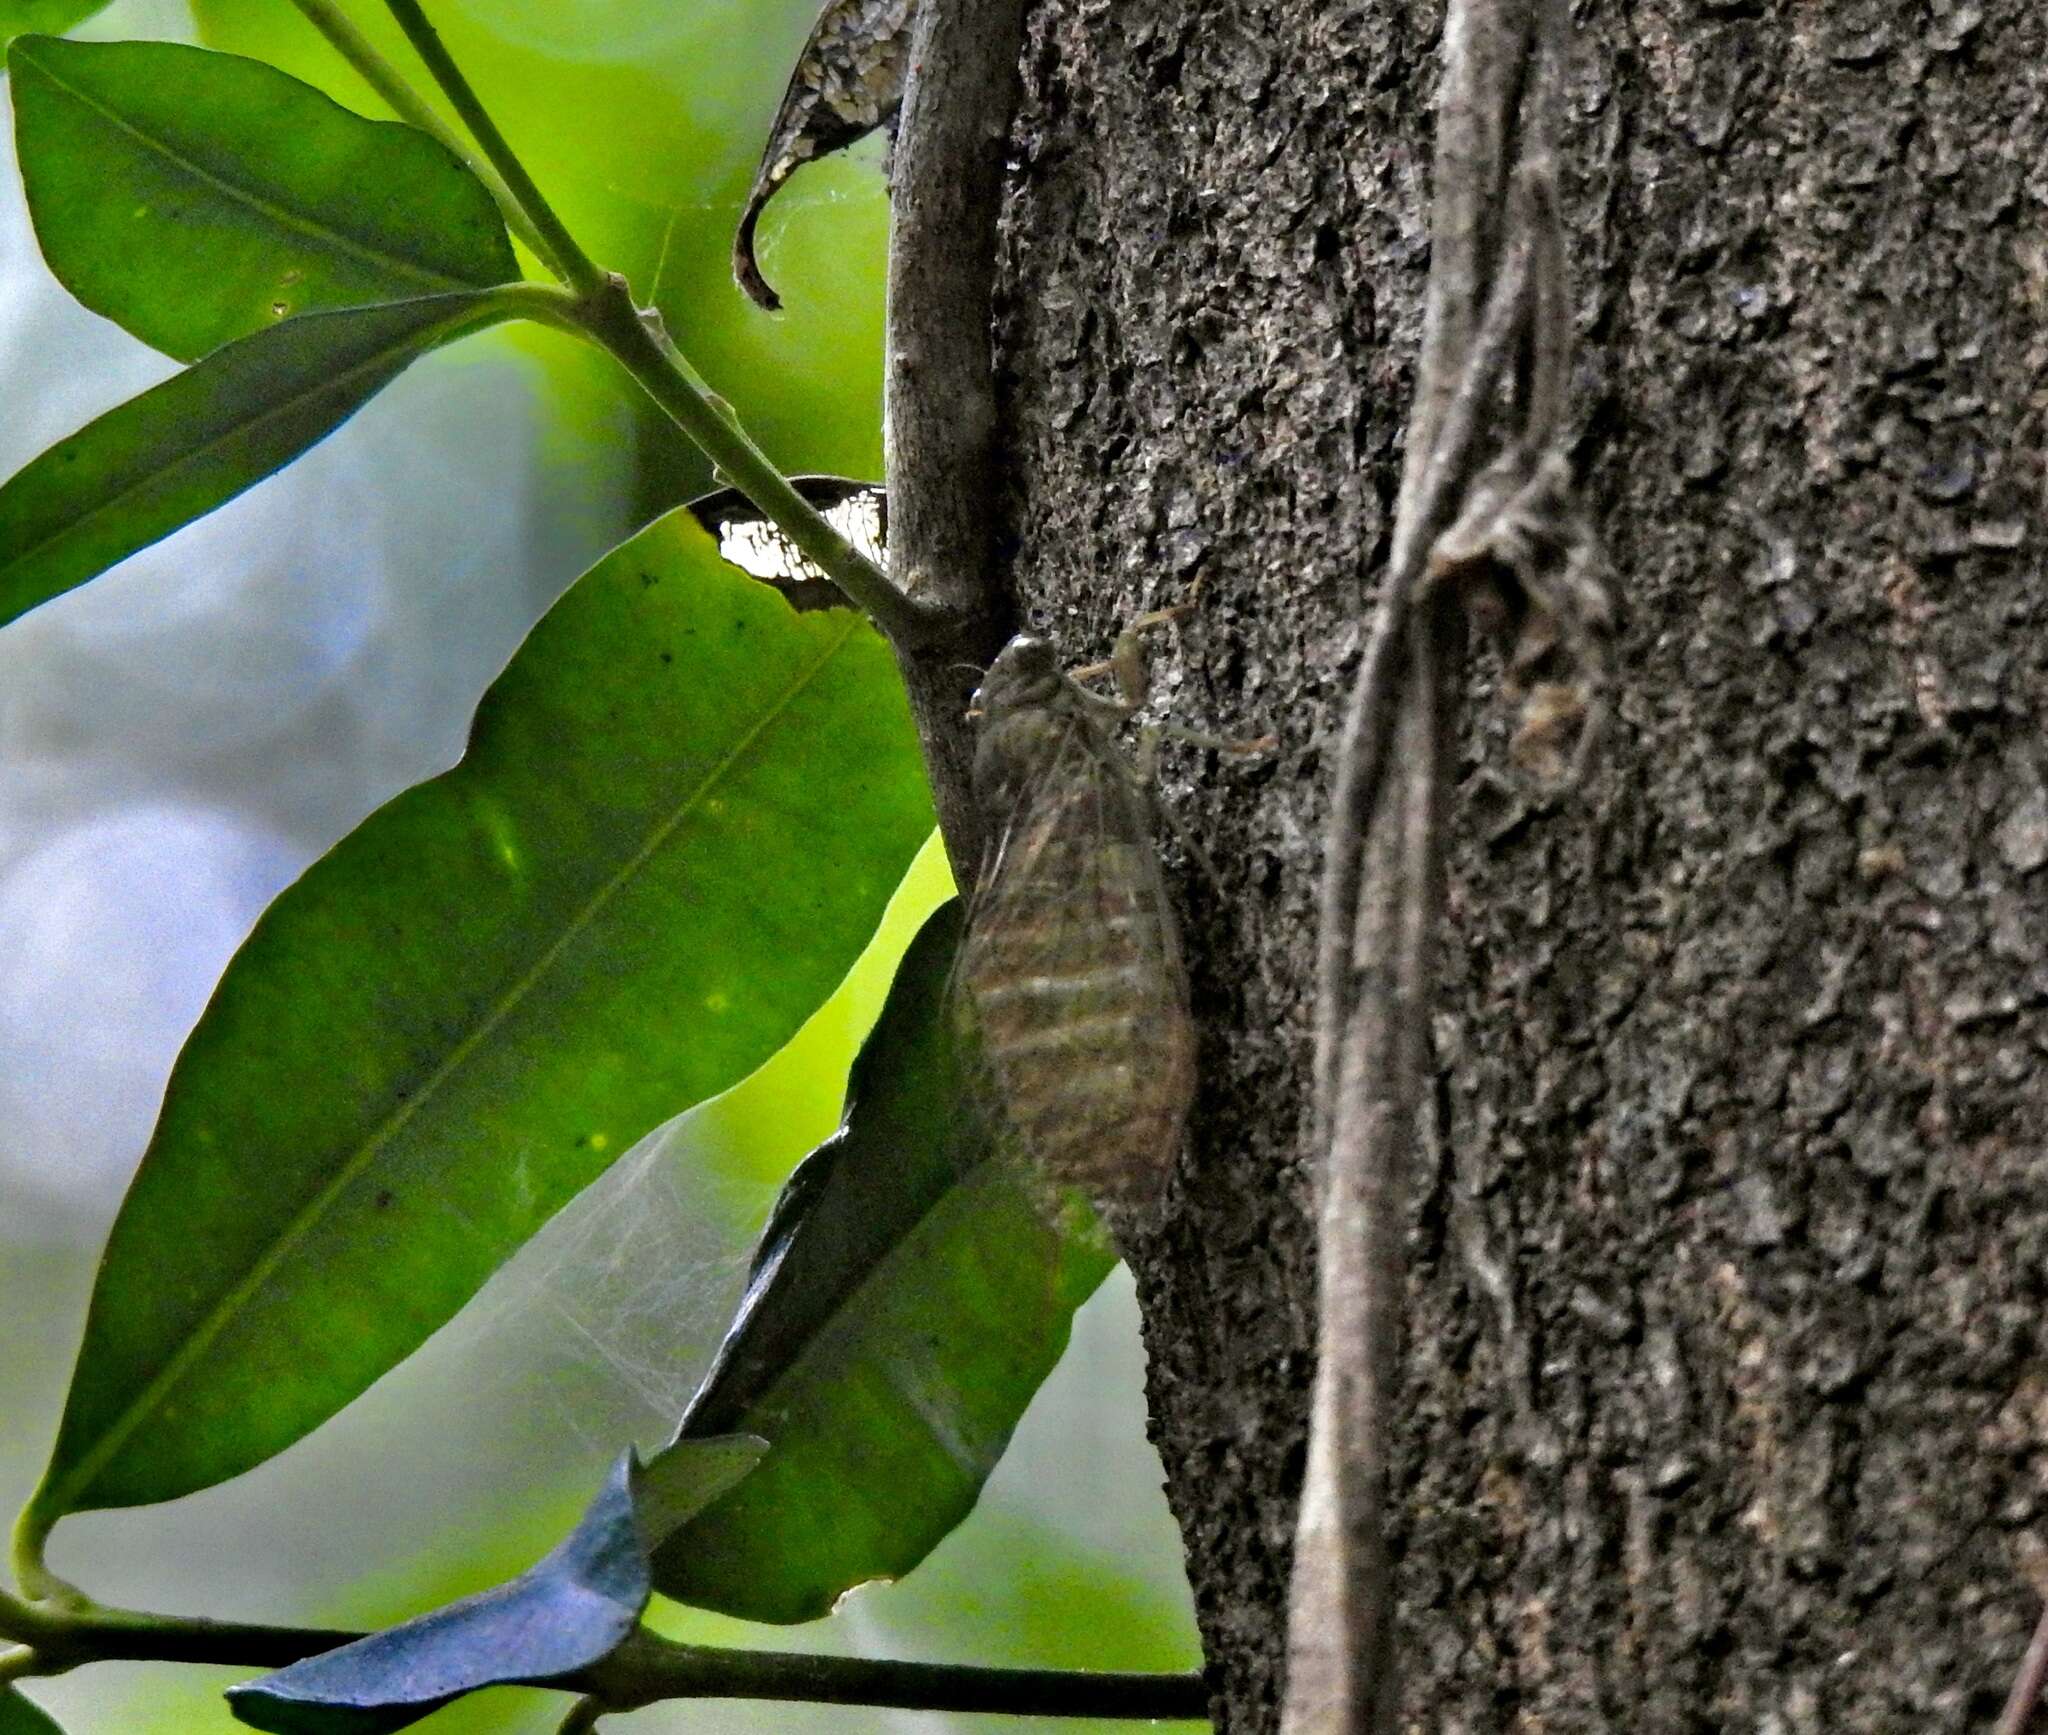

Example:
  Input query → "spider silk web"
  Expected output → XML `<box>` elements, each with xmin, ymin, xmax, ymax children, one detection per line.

<box><xmin>419</xmin><ymin>832</ymin><xmax>955</xmax><ymax>1458</ymax></box>
<box><xmin>420</xmin><ymin>1108</ymin><xmax>770</xmax><ymax>1457</ymax></box>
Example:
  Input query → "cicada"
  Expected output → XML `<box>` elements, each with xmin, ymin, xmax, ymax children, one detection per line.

<box><xmin>955</xmin><ymin>634</ymin><xmax>1200</xmax><ymax>1229</ymax></box>
<box><xmin>680</xmin><ymin>480</ymin><xmax>1236</xmax><ymax>1227</ymax></box>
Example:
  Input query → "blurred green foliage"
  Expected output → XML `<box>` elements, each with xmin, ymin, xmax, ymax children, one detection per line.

<box><xmin>190</xmin><ymin>0</ymin><xmax>891</xmax><ymax>521</ymax></box>
<box><xmin>0</xmin><ymin>0</ymin><xmax>1204</xmax><ymax>1728</ymax></box>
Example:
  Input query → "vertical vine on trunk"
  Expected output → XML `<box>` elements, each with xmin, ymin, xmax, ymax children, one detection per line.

<box><xmin>1285</xmin><ymin>0</ymin><xmax>1606</xmax><ymax>1728</ymax></box>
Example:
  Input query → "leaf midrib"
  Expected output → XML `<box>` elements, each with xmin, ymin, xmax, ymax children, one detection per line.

<box><xmin>15</xmin><ymin>41</ymin><xmax>490</xmax><ymax>304</ymax></box>
<box><xmin>689</xmin><ymin>1092</ymin><xmax>1001</xmax><ymax>1442</ymax></box>
<box><xmin>0</xmin><ymin>300</ymin><xmax>500</xmax><ymax>594</ymax></box>
<box><xmin>46</xmin><ymin>614</ymin><xmax>869</xmax><ymax>1517</ymax></box>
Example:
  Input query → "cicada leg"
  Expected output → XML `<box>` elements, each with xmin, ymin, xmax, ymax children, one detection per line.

<box><xmin>1071</xmin><ymin>603</ymin><xmax>1277</xmax><ymax>756</ymax></box>
<box><xmin>1067</xmin><ymin>603</ymin><xmax>1196</xmax><ymax>705</ymax></box>
<box><xmin>993</xmin><ymin>604</ymin><xmax>1276</xmax><ymax>896</ymax></box>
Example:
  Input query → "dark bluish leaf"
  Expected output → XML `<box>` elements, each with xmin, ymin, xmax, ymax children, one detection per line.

<box><xmin>651</xmin><ymin>902</ymin><xmax>1119</xmax><ymax>1621</ymax></box>
<box><xmin>227</xmin><ymin>1438</ymin><xmax>762</xmax><ymax>1735</ymax></box>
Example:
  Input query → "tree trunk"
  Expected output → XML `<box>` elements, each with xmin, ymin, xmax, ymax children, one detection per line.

<box><xmin>993</xmin><ymin>1</ymin><xmax>2048</xmax><ymax>1728</ymax></box>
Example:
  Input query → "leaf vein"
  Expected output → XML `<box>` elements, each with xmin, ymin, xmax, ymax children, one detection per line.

<box><xmin>15</xmin><ymin>43</ymin><xmax>489</xmax><ymax>297</ymax></box>
<box><xmin>43</xmin><ymin>616</ymin><xmax>867</xmax><ymax>1516</ymax></box>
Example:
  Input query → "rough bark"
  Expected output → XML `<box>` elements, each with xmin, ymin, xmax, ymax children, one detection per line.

<box><xmin>993</xmin><ymin>1</ymin><xmax>2048</xmax><ymax>1729</ymax></box>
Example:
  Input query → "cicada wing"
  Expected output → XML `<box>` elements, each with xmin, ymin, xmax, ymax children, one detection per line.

<box><xmin>955</xmin><ymin>703</ymin><xmax>1194</xmax><ymax>1235</ymax></box>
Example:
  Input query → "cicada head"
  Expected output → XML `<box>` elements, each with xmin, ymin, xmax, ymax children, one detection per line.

<box><xmin>971</xmin><ymin>635</ymin><xmax>1063</xmax><ymax>718</ymax></box>
<box><xmin>971</xmin><ymin>636</ymin><xmax>1073</xmax><ymax>814</ymax></box>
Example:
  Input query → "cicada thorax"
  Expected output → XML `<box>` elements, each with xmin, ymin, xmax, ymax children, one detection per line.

<box><xmin>958</xmin><ymin>637</ymin><xmax>1197</xmax><ymax>1228</ymax></box>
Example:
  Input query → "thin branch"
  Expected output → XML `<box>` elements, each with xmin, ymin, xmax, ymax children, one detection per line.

<box><xmin>1997</xmin><ymin>1601</ymin><xmax>2048</xmax><ymax>1735</ymax></box>
<box><xmin>282</xmin><ymin>0</ymin><xmax>554</xmax><ymax>268</ymax></box>
<box><xmin>559</xmin><ymin>281</ymin><xmax>937</xmax><ymax>646</ymax></box>
<box><xmin>377</xmin><ymin>0</ymin><xmax>603</xmax><ymax>292</ymax></box>
<box><xmin>17</xmin><ymin>1604</ymin><xmax>360</xmax><ymax>1678</ymax></box>
<box><xmin>0</xmin><ymin>1644</ymin><xmax>36</xmax><ymax>1686</ymax></box>
<box><xmin>1402</xmin><ymin>0</ymin><xmax>1530</xmax><ymax>482</ymax></box>
<box><xmin>0</xmin><ymin>1603</ymin><xmax>1212</xmax><ymax>1726</ymax></box>
<box><xmin>585</xmin><ymin>1630</ymin><xmax>1208</xmax><ymax>1722</ymax></box>
<box><xmin>296</xmin><ymin>3</ymin><xmax>929</xmax><ymax>654</ymax></box>
<box><xmin>1310</xmin><ymin>215</ymin><xmax>1536</xmax><ymax>1135</ymax></box>
<box><xmin>1289</xmin><ymin>578</ymin><xmax>1466</xmax><ymax>1735</ymax></box>
<box><xmin>3</xmin><ymin>1596</ymin><xmax>1204</xmax><ymax>1726</ymax></box>
<box><xmin>882</xmin><ymin>0</ymin><xmax>1034</xmax><ymax>882</ymax></box>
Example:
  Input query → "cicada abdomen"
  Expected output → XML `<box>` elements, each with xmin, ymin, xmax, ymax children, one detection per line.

<box><xmin>958</xmin><ymin>636</ymin><xmax>1196</xmax><ymax>1226</ymax></box>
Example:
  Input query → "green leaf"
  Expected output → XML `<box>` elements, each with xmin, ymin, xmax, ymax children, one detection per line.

<box><xmin>8</xmin><ymin>37</ymin><xmax>515</xmax><ymax>362</ymax></box>
<box><xmin>0</xmin><ymin>3</ymin><xmax>102</xmax><ymax>56</ymax></box>
<box><xmin>0</xmin><ymin>1690</ymin><xmax>64</xmax><ymax>1735</ymax></box>
<box><xmin>633</xmin><ymin>1435</ymin><xmax>773</xmax><ymax>1547</ymax></box>
<box><xmin>651</xmin><ymin>903</ymin><xmax>1119</xmax><ymax>1623</ymax></box>
<box><xmin>227</xmin><ymin>1439</ymin><xmax>763</xmax><ymax>1735</ymax></box>
<box><xmin>21</xmin><ymin>511</ymin><xmax>933</xmax><ymax>1536</ymax></box>
<box><xmin>0</xmin><ymin>291</ymin><xmax>513</xmax><ymax>632</ymax></box>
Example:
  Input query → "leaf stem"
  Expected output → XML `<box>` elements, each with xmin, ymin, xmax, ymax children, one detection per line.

<box><xmin>376</xmin><ymin>0</ymin><xmax>604</xmax><ymax>294</ymax></box>
<box><xmin>2</xmin><ymin>1598</ymin><xmax>359</xmax><ymax>1679</ymax></box>
<box><xmin>0</xmin><ymin>1599</ymin><xmax>1206</xmax><ymax>1725</ymax></box>
<box><xmin>552</xmin><ymin>279</ymin><xmax>940</xmax><ymax>647</ymax></box>
<box><xmin>281</xmin><ymin>0</ymin><xmax>554</xmax><ymax>269</ymax></box>
<box><xmin>587</xmin><ymin>1630</ymin><xmax>1209</xmax><ymax>1722</ymax></box>
<box><xmin>7</xmin><ymin>1507</ymin><xmax>66</xmax><ymax>1613</ymax></box>
<box><xmin>263</xmin><ymin>11</ymin><xmax>932</xmax><ymax>648</ymax></box>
